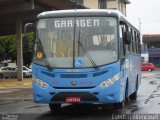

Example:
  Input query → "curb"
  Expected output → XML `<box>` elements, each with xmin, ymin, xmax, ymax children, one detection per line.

<box><xmin>0</xmin><ymin>78</ymin><xmax>32</xmax><ymax>88</ymax></box>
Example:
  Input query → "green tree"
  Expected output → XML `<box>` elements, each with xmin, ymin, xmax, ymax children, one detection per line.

<box><xmin>0</xmin><ymin>33</ymin><xmax>34</xmax><ymax>67</ymax></box>
<box><xmin>0</xmin><ymin>35</ymin><xmax>16</xmax><ymax>62</ymax></box>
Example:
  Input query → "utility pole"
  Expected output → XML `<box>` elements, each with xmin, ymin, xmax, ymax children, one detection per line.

<box><xmin>16</xmin><ymin>19</ymin><xmax>23</xmax><ymax>81</ymax></box>
<box><xmin>138</xmin><ymin>17</ymin><xmax>142</xmax><ymax>44</ymax></box>
<box><xmin>139</xmin><ymin>17</ymin><xmax>145</xmax><ymax>51</ymax></box>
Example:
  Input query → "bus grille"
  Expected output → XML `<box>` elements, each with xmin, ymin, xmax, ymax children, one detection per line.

<box><xmin>60</xmin><ymin>74</ymin><xmax>87</xmax><ymax>78</ymax></box>
<box><xmin>51</xmin><ymin>92</ymin><xmax>99</xmax><ymax>102</ymax></box>
<box><xmin>41</xmin><ymin>70</ymin><xmax>108</xmax><ymax>78</ymax></box>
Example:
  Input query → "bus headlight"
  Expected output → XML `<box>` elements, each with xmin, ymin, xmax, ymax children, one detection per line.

<box><xmin>100</xmin><ymin>73</ymin><xmax>120</xmax><ymax>88</ymax></box>
<box><xmin>32</xmin><ymin>76</ymin><xmax>48</xmax><ymax>88</ymax></box>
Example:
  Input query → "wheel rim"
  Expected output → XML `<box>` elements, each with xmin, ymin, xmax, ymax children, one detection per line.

<box><xmin>148</xmin><ymin>69</ymin><xmax>152</xmax><ymax>71</ymax></box>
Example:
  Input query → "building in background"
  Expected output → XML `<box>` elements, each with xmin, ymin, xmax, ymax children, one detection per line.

<box><xmin>142</xmin><ymin>34</ymin><xmax>160</xmax><ymax>66</ymax></box>
<box><xmin>141</xmin><ymin>50</ymin><xmax>149</xmax><ymax>63</ymax></box>
<box><xmin>70</xmin><ymin>0</ymin><xmax>130</xmax><ymax>15</ymax></box>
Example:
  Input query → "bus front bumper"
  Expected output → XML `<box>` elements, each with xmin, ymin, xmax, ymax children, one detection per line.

<box><xmin>32</xmin><ymin>80</ymin><xmax>121</xmax><ymax>104</ymax></box>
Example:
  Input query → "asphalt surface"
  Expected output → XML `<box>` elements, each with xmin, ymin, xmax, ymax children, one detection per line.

<box><xmin>0</xmin><ymin>72</ymin><xmax>160</xmax><ymax>120</ymax></box>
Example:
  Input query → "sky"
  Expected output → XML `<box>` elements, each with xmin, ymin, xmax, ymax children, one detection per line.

<box><xmin>127</xmin><ymin>0</ymin><xmax>160</xmax><ymax>35</ymax></box>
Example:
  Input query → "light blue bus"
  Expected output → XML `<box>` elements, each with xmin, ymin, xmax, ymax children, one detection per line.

<box><xmin>31</xmin><ymin>9</ymin><xmax>141</xmax><ymax>111</ymax></box>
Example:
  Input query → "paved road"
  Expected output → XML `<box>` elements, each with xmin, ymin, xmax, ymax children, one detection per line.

<box><xmin>0</xmin><ymin>71</ymin><xmax>160</xmax><ymax>120</ymax></box>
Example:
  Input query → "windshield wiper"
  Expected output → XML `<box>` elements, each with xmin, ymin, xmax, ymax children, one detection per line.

<box><xmin>78</xmin><ymin>30</ymin><xmax>98</xmax><ymax>69</ymax></box>
<box><xmin>37</xmin><ymin>39</ymin><xmax>52</xmax><ymax>69</ymax></box>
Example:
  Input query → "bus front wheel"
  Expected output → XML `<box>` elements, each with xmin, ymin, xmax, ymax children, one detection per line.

<box><xmin>130</xmin><ymin>91</ymin><xmax>137</xmax><ymax>100</ymax></box>
<box><xmin>114</xmin><ymin>100</ymin><xmax>125</xmax><ymax>109</ymax></box>
<box><xmin>49</xmin><ymin>103</ymin><xmax>61</xmax><ymax>113</ymax></box>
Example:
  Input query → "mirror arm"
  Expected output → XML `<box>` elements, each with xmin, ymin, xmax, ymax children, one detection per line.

<box><xmin>23</xmin><ymin>23</ymin><xmax>34</xmax><ymax>48</ymax></box>
<box><xmin>24</xmin><ymin>23</ymin><xmax>33</xmax><ymax>34</ymax></box>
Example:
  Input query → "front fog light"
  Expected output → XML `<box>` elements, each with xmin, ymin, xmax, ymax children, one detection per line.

<box><xmin>32</xmin><ymin>76</ymin><xmax>48</xmax><ymax>88</ymax></box>
<box><xmin>100</xmin><ymin>73</ymin><xmax>120</xmax><ymax>88</ymax></box>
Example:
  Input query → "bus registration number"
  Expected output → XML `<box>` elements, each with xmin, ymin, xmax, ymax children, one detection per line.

<box><xmin>66</xmin><ymin>97</ymin><xmax>80</xmax><ymax>103</ymax></box>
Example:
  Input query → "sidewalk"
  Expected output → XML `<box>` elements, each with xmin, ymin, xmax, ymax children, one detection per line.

<box><xmin>0</xmin><ymin>78</ymin><xmax>32</xmax><ymax>89</ymax></box>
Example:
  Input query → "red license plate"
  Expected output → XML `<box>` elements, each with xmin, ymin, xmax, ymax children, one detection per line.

<box><xmin>66</xmin><ymin>97</ymin><xmax>81</xmax><ymax>103</ymax></box>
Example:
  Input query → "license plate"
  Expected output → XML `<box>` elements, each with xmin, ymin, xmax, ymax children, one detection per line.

<box><xmin>66</xmin><ymin>97</ymin><xmax>81</xmax><ymax>103</ymax></box>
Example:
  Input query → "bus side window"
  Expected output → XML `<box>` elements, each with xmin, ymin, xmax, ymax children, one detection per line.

<box><xmin>135</xmin><ymin>32</ymin><xmax>139</xmax><ymax>54</ymax></box>
<box><xmin>137</xmin><ymin>34</ymin><xmax>141</xmax><ymax>54</ymax></box>
<box><xmin>132</xmin><ymin>30</ymin><xmax>136</xmax><ymax>54</ymax></box>
<box><xmin>119</xmin><ymin>25</ymin><xmax>125</xmax><ymax>57</ymax></box>
<box><xmin>120</xmin><ymin>21</ymin><xmax>130</xmax><ymax>54</ymax></box>
<box><xmin>130</xmin><ymin>29</ymin><xmax>134</xmax><ymax>54</ymax></box>
<box><xmin>126</xmin><ymin>27</ymin><xmax>131</xmax><ymax>53</ymax></box>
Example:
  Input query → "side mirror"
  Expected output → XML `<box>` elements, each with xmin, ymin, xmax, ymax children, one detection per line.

<box><xmin>23</xmin><ymin>23</ymin><xmax>34</xmax><ymax>48</ymax></box>
<box><xmin>124</xmin><ymin>31</ymin><xmax>131</xmax><ymax>44</ymax></box>
<box><xmin>23</xmin><ymin>34</ymin><xmax>29</xmax><ymax>48</ymax></box>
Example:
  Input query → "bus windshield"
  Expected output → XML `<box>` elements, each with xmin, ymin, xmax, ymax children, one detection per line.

<box><xmin>33</xmin><ymin>17</ymin><xmax>118</xmax><ymax>68</ymax></box>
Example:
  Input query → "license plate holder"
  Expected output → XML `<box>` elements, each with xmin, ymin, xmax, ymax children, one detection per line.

<box><xmin>66</xmin><ymin>97</ymin><xmax>81</xmax><ymax>103</ymax></box>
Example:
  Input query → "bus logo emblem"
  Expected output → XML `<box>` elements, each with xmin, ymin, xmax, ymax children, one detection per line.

<box><xmin>71</xmin><ymin>81</ymin><xmax>77</xmax><ymax>86</ymax></box>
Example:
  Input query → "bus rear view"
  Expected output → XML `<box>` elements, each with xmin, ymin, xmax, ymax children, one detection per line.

<box><xmin>32</xmin><ymin>9</ymin><xmax>141</xmax><ymax>112</ymax></box>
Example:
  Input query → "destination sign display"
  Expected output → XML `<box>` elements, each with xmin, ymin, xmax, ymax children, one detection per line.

<box><xmin>54</xmin><ymin>19</ymin><xmax>100</xmax><ymax>28</ymax></box>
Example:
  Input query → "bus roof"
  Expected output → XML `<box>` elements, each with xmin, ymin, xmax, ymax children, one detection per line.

<box><xmin>37</xmin><ymin>9</ymin><xmax>139</xmax><ymax>32</ymax></box>
<box><xmin>37</xmin><ymin>9</ymin><xmax>125</xmax><ymax>19</ymax></box>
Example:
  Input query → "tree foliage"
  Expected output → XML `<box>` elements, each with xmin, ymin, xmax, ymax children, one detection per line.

<box><xmin>0</xmin><ymin>33</ymin><xmax>34</xmax><ymax>67</ymax></box>
<box><xmin>0</xmin><ymin>35</ymin><xmax>17</xmax><ymax>62</ymax></box>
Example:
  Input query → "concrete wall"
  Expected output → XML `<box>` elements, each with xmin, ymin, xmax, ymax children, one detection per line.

<box><xmin>83</xmin><ymin>0</ymin><xmax>99</xmax><ymax>9</ymax></box>
<box><xmin>83</xmin><ymin>0</ymin><xmax>127</xmax><ymax>15</ymax></box>
<box><xmin>107</xmin><ymin>0</ymin><xmax>118</xmax><ymax>9</ymax></box>
<box><xmin>118</xmin><ymin>1</ymin><xmax>126</xmax><ymax>15</ymax></box>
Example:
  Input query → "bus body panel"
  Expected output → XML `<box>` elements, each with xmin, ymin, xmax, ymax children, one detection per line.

<box><xmin>32</xmin><ymin>55</ymin><xmax>141</xmax><ymax>104</ymax></box>
<box><xmin>32</xmin><ymin>62</ymin><xmax>122</xmax><ymax>104</ymax></box>
<box><xmin>124</xmin><ymin>54</ymin><xmax>141</xmax><ymax>98</ymax></box>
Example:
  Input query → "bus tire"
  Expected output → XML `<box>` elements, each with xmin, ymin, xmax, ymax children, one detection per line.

<box><xmin>114</xmin><ymin>100</ymin><xmax>125</xmax><ymax>109</ymax></box>
<box><xmin>125</xmin><ymin>80</ymin><xmax>129</xmax><ymax>100</ymax></box>
<box><xmin>130</xmin><ymin>75</ymin><xmax>138</xmax><ymax>100</ymax></box>
<box><xmin>49</xmin><ymin>103</ymin><xmax>61</xmax><ymax>113</ymax></box>
<box><xmin>114</xmin><ymin>79</ymin><xmax>129</xmax><ymax>109</ymax></box>
<box><xmin>130</xmin><ymin>91</ymin><xmax>137</xmax><ymax>100</ymax></box>
<box><xmin>130</xmin><ymin>77</ymin><xmax>138</xmax><ymax>100</ymax></box>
